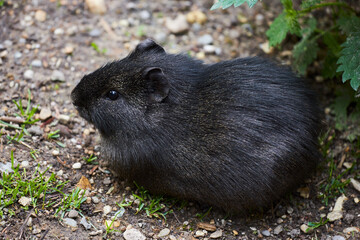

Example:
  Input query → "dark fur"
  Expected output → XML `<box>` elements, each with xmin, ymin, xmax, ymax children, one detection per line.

<box><xmin>71</xmin><ymin>39</ymin><xmax>320</xmax><ymax>213</ymax></box>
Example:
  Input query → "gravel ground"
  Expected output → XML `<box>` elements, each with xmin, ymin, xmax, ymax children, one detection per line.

<box><xmin>0</xmin><ymin>0</ymin><xmax>359</xmax><ymax>239</ymax></box>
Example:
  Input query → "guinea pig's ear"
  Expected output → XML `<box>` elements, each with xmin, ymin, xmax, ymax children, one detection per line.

<box><xmin>135</xmin><ymin>39</ymin><xmax>165</xmax><ymax>54</ymax></box>
<box><xmin>144</xmin><ymin>67</ymin><xmax>169</xmax><ymax>103</ymax></box>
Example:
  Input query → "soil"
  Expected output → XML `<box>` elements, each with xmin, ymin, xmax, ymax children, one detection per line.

<box><xmin>0</xmin><ymin>0</ymin><xmax>359</xmax><ymax>239</ymax></box>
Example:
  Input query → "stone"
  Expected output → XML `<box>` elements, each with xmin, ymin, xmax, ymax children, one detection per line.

<box><xmin>59</xmin><ymin>114</ymin><xmax>70</xmax><ymax>124</ymax></box>
<box><xmin>28</xmin><ymin>125</ymin><xmax>43</xmax><ymax>135</ymax></box>
<box><xmin>186</xmin><ymin>10</ymin><xmax>207</xmax><ymax>24</ymax></box>
<box><xmin>31</xmin><ymin>59</ymin><xmax>42</xmax><ymax>68</ymax></box>
<box><xmin>139</xmin><ymin>10</ymin><xmax>150</xmax><ymax>20</ymax></box>
<box><xmin>14</xmin><ymin>51</ymin><xmax>22</xmax><ymax>59</ymax></box>
<box><xmin>103</xmin><ymin>205</ymin><xmax>112</xmax><ymax>215</ymax></box>
<box><xmin>332</xmin><ymin>236</ymin><xmax>345</xmax><ymax>240</ymax></box>
<box><xmin>39</xmin><ymin>108</ymin><xmax>52</xmax><ymax>120</ymax></box>
<box><xmin>154</xmin><ymin>32</ymin><xmax>167</xmax><ymax>44</ymax></box>
<box><xmin>80</xmin><ymin>217</ymin><xmax>92</xmax><ymax>230</ymax></box>
<box><xmin>19</xmin><ymin>196</ymin><xmax>31</xmax><ymax>206</ymax></box>
<box><xmin>89</xmin><ymin>28</ymin><xmax>102</xmax><ymax>37</ymax></box>
<box><xmin>72</xmin><ymin>162</ymin><xmax>82</xmax><ymax>169</ymax></box>
<box><xmin>158</xmin><ymin>228</ymin><xmax>170</xmax><ymax>237</ymax></box>
<box><xmin>210</xmin><ymin>229</ymin><xmax>222</xmax><ymax>239</ymax></box>
<box><xmin>85</xmin><ymin>0</ymin><xmax>107</xmax><ymax>14</ymax></box>
<box><xmin>0</xmin><ymin>162</ymin><xmax>14</xmax><ymax>173</ymax></box>
<box><xmin>92</xmin><ymin>196</ymin><xmax>100</xmax><ymax>204</ymax></box>
<box><xmin>52</xmin><ymin>149</ymin><xmax>60</xmax><ymax>156</ymax></box>
<box><xmin>123</xmin><ymin>228</ymin><xmax>146</xmax><ymax>240</ymax></box>
<box><xmin>300</xmin><ymin>224</ymin><xmax>311</xmax><ymax>233</ymax></box>
<box><xmin>24</xmin><ymin>69</ymin><xmax>34</xmax><ymax>80</ymax></box>
<box><xmin>198</xmin><ymin>34</ymin><xmax>213</xmax><ymax>45</ymax></box>
<box><xmin>20</xmin><ymin>161</ymin><xmax>30</xmax><ymax>168</ymax></box>
<box><xmin>343</xmin><ymin>227</ymin><xmax>359</xmax><ymax>234</ymax></box>
<box><xmin>51</xmin><ymin>70</ymin><xmax>65</xmax><ymax>82</ymax></box>
<box><xmin>165</xmin><ymin>15</ymin><xmax>189</xmax><ymax>34</ymax></box>
<box><xmin>328</xmin><ymin>211</ymin><xmax>343</xmax><ymax>222</ymax></box>
<box><xmin>273</xmin><ymin>225</ymin><xmax>283</xmax><ymax>235</ymax></box>
<box><xmin>68</xmin><ymin>210</ymin><xmax>78</xmax><ymax>218</ymax></box>
<box><xmin>350</xmin><ymin>178</ymin><xmax>360</xmax><ymax>193</ymax></box>
<box><xmin>35</xmin><ymin>10</ymin><xmax>47</xmax><ymax>22</ymax></box>
<box><xmin>63</xmin><ymin>218</ymin><xmax>77</xmax><ymax>228</ymax></box>
<box><xmin>328</xmin><ymin>195</ymin><xmax>348</xmax><ymax>222</ymax></box>
<box><xmin>204</xmin><ymin>45</ymin><xmax>216</xmax><ymax>54</ymax></box>
<box><xmin>195</xmin><ymin>230</ymin><xmax>206</xmax><ymax>237</ymax></box>
<box><xmin>197</xmin><ymin>222</ymin><xmax>216</xmax><ymax>231</ymax></box>
<box><xmin>54</xmin><ymin>28</ymin><xmax>64</xmax><ymax>35</ymax></box>
<box><xmin>261</xmin><ymin>230</ymin><xmax>271</xmax><ymax>236</ymax></box>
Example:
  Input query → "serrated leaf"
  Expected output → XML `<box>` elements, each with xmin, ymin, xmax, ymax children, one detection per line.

<box><xmin>338</xmin><ymin>15</ymin><xmax>360</xmax><ymax>35</ymax></box>
<box><xmin>285</xmin><ymin>11</ymin><xmax>301</xmax><ymax>36</ymax></box>
<box><xmin>266</xmin><ymin>13</ymin><xmax>289</xmax><ymax>46</ymax></box>
<box><xmin>210</xmin><ymin>0</ymin><xmax>258</xmax><ymax>10</ymax></box>
<box><xmin>337</xmin><ymin>31</ymin><xmax>360</xmax><ymax>91</ymax></box>
<box><xmin>301</xmin><ymin>18</ymin><xmax>317</xmax><ymax>36</ymax></box>
<box><xmin>300</xmin><ymin>0</ymin><xmax>322</xmax><ymax>9</ymax></box>
<box><xmin>293</xmin><ymin>38</ymin><xmax>319</xmax><ymax>75</ymax></box>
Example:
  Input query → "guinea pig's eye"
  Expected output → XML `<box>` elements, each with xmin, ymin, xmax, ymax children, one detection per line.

<box><xmin>106</xmin><ymin>90</ymin><xmax>120</xmax><ymax>100</ymax></box>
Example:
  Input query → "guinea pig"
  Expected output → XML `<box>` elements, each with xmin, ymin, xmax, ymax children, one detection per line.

<box><xmin>71</xmin><ymin>39</ymin><xmax>320</xmax><ymax>213</ymax></box>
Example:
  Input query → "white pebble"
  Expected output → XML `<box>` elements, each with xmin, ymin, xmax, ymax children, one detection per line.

<box><xmin>72</xmin><ymin>162</ymin><xmax>82</xmax><ymax>169</ymax></box>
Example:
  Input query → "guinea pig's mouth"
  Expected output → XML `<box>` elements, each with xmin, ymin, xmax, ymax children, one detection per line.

<box><xmin>75</xmin><ymin>107</ymin><xmax>93</xmax><ymax>124</ymax></box>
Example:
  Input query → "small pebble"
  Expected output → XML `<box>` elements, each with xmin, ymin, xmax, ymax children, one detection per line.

<box><xmin>343</xmin><ymin>227</ymin><xmax>359</xmax><ymax>234</ymax></box>
<box><xmin>54</xmin><ymin>28</ymin><xmax>64</xmax><ymax>35</ymax></box>
<box><xmin>158</xmin><ymin>228</ymin><xmax>170</xmax><ymax>237</ymax></box>
<box><xmin>85</xmin><ymin>0</ymin><xmax>107</xmax><ymax>14</ymax></box>
<box><xmin>332</xmin><ymin>236</ymin><xmax>345</xmax><ymax>240</ymax></box>
<box><xmin>350</xmin><ymin>178</ymin><xmax>360</xmax><ymax>193</ymax></box>
<box><xmin>35</xmin><ymin>10</ymin><xmax>47</xmax><ymax>22</ymax></box>
<box><xmin>63</xmin><ymin>218</ymin><xmax>77</xmax><ymax>228</ymax></box>
<box><xmin>80</xmin><ymin>217</ymin><xmax>92</xmax><ymax>230</ymax></box>
<box><xmin>59</xmin><ymin>114</ymin><xmax>70</xmax><ymax>124</ymax></box>
<box><xmin>19</xmin><ymin>196</ymin><xmax>31</xmax><ymax>207</ymax></box>
<box><xmin>198</xmin><ymin>34</ymin><xmax>213</xmax><ymax>45</ymax></box>
<box><xmin>139</xmin><ymin>10</ymin><xmax>150</xmax><ymax>20</ymax></box>
<box><xmin>31</xmin><ymin>59</ymin><xmax>42</xmax><ymax>68</ymax></box>
<box><xmin>261</xmin><ymin>230</ymin><xmax>270</xmax><ymax>237</ymax></box>
<box><xmin>209</xmin><ymin>229</ymin><xmax>222</xmax><ymax>239</ymax></box>
<box><xmin>92</xmin><ymin>196</ymin><xmax>100</xmax><ymax>204</ymax></box>
<box><xmin>52</xmin><ymin>149</ymin><xmax>60</xmax><ymax>156</ymax></box>
<box><xmin>103</xmin><ymin>178</ymin><xmax>112</xmax><ymax>185</ymax></box>
<box><xmin>195</xmin><ymin>230</ymin><xmax>205</xmax><ymax>237</ymax></box>
<box><xmin>273</xmin><ymin>225</ymin><xmax>283</xmax><ymax>235</ymax></box>
<box><xmin>300</xmin><ymin>224</ymin><xmax>311</xmax><ymax>233</ymax></box>
<box><xmin>51</xmin><ymin>70</ymin><xmax>65</xmax><ymax>82</ymax></box>
<box><xmin>72</xmin><ymin>162</ymin><xmax>82</xmax><ymax>169</ymax></box>
<box><xmin>20</xmin><ymin>161</ymin><xmax>30</xmax><ymax>168</ymax></box>
<box><xmin>68</xmin><ymin>210</ymin><xmax>78</xmax><ymax>218</ymax></box>
<box><xmin>14</xmin><ymin>51</ymin><xmax>22</xmax><ymax>59</ymax></box>
<box><xmin>123</xmin><ymin>228</ymin><xmax>146</xmax><ymax>240</ymax></box>
<box><xmin>24</xmin><ymin>69</ymin><xmax>34</xmax><ymax>80</ymax></box>
<box><xmin>39</xmin><ymin>107</ymin><xmax>52</xmax><ymax>120</ymax></box>
<box><xmin>89</xmin><ymin>28</ymin><xmax>102</xmax><ymax>37</ymax></box>
<box><xmin>204</xmin><ymin>45</ymin><xmax>216</xmax><ymax>54</ymax></box>
<box><xmin>165</xmin><ymin>15</ymin><xmax>189</xmax><ymax>34</ymax></box>
<box><xmin>103</xmin><ymin>205</ymin><xmax>112</xmax><ymax>215</ymax></box>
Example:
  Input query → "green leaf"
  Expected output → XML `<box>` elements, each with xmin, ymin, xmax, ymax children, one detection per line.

<box><xmin>323</xmin><ymin>32</ymin><xmax>341</xmax><ymax>56</ymax></box>
<box><xmin>293</xmin><ymin>37</ymin><xmax>319</xmax><ymax>75</ymax></box>
<box><xmin>322</xmin><ymin>51</ymin><xmax>339</xmax><ymax>79</ymax></box>
<box><xmin>338</xmin><ymin>15</ymin><xmax>360</xmax><ymax>35</ymax></box>
<box><xmin>210</xmin><ymin>0</ymin><xmax>258</xmax><ymax>10</ymax></box>
<box><xmin>266</xmin><ymin>13</ymin><xmax>289</xmax><ymax>46</ymax></box>
<box><xmin>332</xmin><ymin>87</ymin><xmax>358</xmax><ymax>130</ymax></box>
<box><xmin>300</xmin><ymin>0</ymin><xmax>322</xmax><ymax>9</ymax></box>
<box><xmin>337</xmin><ymin>31</ymin><xmax>360</xmax><ymax>91</ymax></box>
<box><xmin>301</xmin><ymin>18</ymin><xmax>317</xmax><ymax>36</ymax></box>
